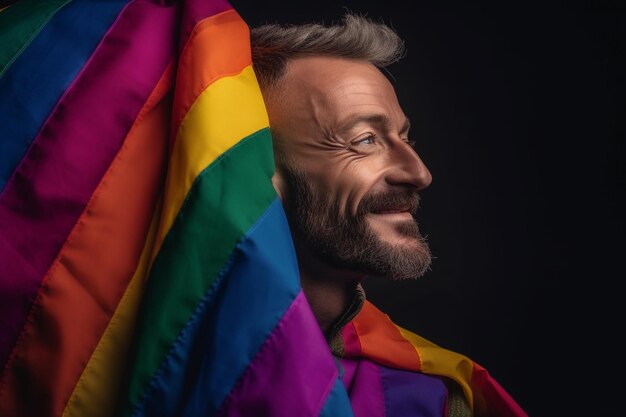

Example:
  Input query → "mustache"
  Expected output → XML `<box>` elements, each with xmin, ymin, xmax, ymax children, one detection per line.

<box><xmin>357</xmin><ymin>190</ymin><xmax>421</xmax><ymax>216</ymax></box>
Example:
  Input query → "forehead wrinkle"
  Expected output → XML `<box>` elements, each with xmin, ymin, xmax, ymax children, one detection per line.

<box><xmin>337</xmin><ymin>113</ymin><xmax>393</xmax><ymax>133</ymax></box>
<box><xmin>333</xmin><ymin>81</ymin><xmax>388</xmax><ymax>93</ymax></box>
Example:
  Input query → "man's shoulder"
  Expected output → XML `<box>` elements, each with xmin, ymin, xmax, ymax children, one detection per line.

<box><xmin>344</xmin><ymin>300</ymin><xmax>475</xmax><ymax>386</ymax></box>
<box><xmin>345</xmin><ymin>300</ymin><xmax>528</xmax><ymax>417</ymax></box>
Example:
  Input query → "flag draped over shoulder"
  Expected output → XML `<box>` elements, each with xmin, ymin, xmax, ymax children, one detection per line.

<box><xmin>0</xmin><ymin>1</ymin><xmax>527</xmax><ymax>417</ymax></box>
<box><xmin>341</xmin><ymin>302</ymin><xmax>528</xmax><ymax>417</ymax></box>
<box><xmin>0</xmin><ymin>1</ymin><xmax>349</xmax><ymax>416</ymax></box>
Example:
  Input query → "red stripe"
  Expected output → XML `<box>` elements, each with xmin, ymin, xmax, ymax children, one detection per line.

<box><xmin>0</xmin><ymin>0</ymin><xmax>178</xmax><ymax>379</ymax></box>
<box><xmin>346</xmin><ymin>301</ymin><xmax>422</xmax><ymax>371</ymax></box>
<box><xmin>0</xmin><ymin>62</ymin><xmax>173</xmax><ymax>417</ymax></box>
<box><xmin>471</xmin><ymin>362</ymin><xmax>529</xmax><ymax>417</ymax></box>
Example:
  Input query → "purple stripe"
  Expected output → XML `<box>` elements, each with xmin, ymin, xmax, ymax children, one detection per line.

<box><xmin>217</xmin><ymin>291</ymin><xmax>338</xmax><ymax>417</ymax></box>
<box><xmin>341</xmin><ymin>358</ymin><xmax>358</xmax><ymax>391</ymax></box>
<box><xmin>0</xmin><ymin>0</ymin><xmax>178</xmax><ymax>368</ymax></box>
<box><xmin>379</xmin><ymin>365</ymin><xmax>447</xmax><ymax>417</ymax></box>
<box><xmin>339</xmin><ymin>358</ymin><xmax>386</xmax><ymax>417</ymax></box>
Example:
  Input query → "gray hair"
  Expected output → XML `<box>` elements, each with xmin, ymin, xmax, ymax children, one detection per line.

<box><xmin>250</xmin><ymin>13</ymin><xmax>406</xmax><ymax>93</ymax></box>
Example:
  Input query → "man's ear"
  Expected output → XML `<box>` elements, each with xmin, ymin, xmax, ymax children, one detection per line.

<box><xmin>271</xmin><ymin>169</ymin><xmax>286</xmax><ymax>203</ymax></box>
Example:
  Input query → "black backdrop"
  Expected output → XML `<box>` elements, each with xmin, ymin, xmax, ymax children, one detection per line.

<box><xmin>231</xmin><ymin>1</ymin><xmax>625</xmax><ymax>416</ymax></box>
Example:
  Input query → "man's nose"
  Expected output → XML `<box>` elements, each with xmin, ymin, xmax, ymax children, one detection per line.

<box><xmin>384</xmin><ymin>142</ymin><xmax>432</xmax><ymax>190</ymax></box>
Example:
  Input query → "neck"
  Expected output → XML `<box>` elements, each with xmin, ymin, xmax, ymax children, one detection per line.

<box><xmin>295</xmin><ymin>242</ymin><xmax>363</xmax><ymax>333</ymax></box>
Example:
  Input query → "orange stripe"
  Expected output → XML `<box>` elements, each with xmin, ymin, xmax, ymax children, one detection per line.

<box><xmin>351</xmin><ymin>301</ymin><xmax>422</xmax><ymax>371</ymax></box>
<box><xmin>63</xmin><ymin>199</ymin><xmax>162</xmax><ymax>417</ymax></box>
<box><xmin>170</xmin><ymin>9</ymin><xmax>250</xmax><ymax>140</ymax></box>
<box><xmin>0</xmin><ymin>64</ymin><xmax>173</xmax><ymax>417</ymax></box>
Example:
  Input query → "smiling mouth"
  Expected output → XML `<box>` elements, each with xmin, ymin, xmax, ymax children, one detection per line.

<box><xmin>369</xmin><ymin>209</ymin><xmax>413</xmax><ymax>218</ymax></box>
<box><xmin>370</xmin><ymin>207</ymin><xmax>411</xmax><ymax>214</ymax></box>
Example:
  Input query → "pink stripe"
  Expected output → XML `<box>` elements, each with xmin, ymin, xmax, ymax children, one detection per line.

<box><xmin>217</xmin><ymin>291</ymin><xmax>339</xmax><ymax>417</ymax></box>
<box><xmin>340</xmin><ymin>358</ymin><xmax>386</xmax><ymax>417</ymax></box>
<box><xmin>180</xmin><ymin>0</ymin><xmax>231</xmax><ymax>49</ymax></box>
<box><xmin>0</xmin><ymin>0</ymin><xmax>178</xmax><ymax>369</ymax></box>
<box><xmin>341</xmin><ymin>321</ymin><xmax>362</xmax><ymax>356</ymax></box>
<box><xmin>341</xmin><ymin>357</ymin><xmax>358</xmax><ymax>390</ymax></box>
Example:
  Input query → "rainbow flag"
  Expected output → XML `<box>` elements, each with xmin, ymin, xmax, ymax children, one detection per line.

<box><xmin>0</xmin><ymin>1</ymin><xmax>527</xmax><ymax>416</ymax></box>
<box><xmin>0</xmin><ymin>0</ymin><xmax>347</xmax><ymax>415</ymax></box>
<box><xmin>340</xmin><ymin>301</ymin><xmax>527</xmax><ymax>417</ymax></box>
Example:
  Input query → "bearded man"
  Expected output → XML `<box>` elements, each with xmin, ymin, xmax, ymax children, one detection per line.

<box><xmin>250</xmin><ymin>14</ymin><xmax>527</xmax><ymax>417</ymax></box>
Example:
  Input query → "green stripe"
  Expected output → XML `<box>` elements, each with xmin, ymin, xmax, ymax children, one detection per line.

<box><xmin>0</xmin><ymin>0</ymin><xmax>71</xmax><ymax>78</ymax></box>
<box><xmin>124</xmin><ymin>128</ymin><xmax>276</xmax><ymax>409</ymax></box>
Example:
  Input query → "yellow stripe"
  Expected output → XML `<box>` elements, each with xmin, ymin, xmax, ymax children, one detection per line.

<box><xmin>397</xmin><ymin>325</ymin><xmax>476</xmax><ymax>413</ymax></box>
<box><xmin>62</xmin><ymin>45</ymin><xmax>267</xmax><ymax>417</ymax></box>
<box><xmin>153</xmin><ymin>65</ymin><xmax>268</xmax><ymax>258</ymax></box>
<box><xmin>61</xmin><ymin>202</ymin><xmax>162</xmax><ymax>417</ymax></box>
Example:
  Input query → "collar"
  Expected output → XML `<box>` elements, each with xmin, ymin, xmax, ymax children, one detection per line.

<box><xmin>327</xmin><ymin>283</ymin><xmax>366</xmax><ymax>357</ymax></box>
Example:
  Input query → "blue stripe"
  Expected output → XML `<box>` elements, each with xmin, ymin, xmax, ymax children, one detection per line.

<box><xmin>319</xmin><ymin>378</ymin><xmax>354</xmax><ymax>417</ymax></box>
<box><xmin>0</xmin><ymin>0</ymin><xmax>70</xmax><ymax>78</ymax></box>
<box><xmin>133</xmin><ymin>198</ymin><xmax>301</xmax><ymax>417</ymax></box>
<box><xmin>380</xmin><ymin>365</ymin><xmax>447</xmax><ymax>417</ymax></box>
<box><xmin>0</xmin><ymin>0</ymin><xmax>128</xmax><ymax>192</ymax></box>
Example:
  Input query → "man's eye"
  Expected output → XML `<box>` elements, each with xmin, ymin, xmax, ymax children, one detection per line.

<box><xmin>354</xmin><ymin>135</ymin><xmax>376</xmax><ymax>145</ymax></box>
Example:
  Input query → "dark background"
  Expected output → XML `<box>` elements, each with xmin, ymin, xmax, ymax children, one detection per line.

<box><xmin>232</xmin><ymin>1</ymin><xmax>625</xmax><ymax>416</ymax></box>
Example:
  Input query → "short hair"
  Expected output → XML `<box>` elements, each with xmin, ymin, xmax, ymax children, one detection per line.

<box><xmin>250</xmin><ymin>13</ymin><xmax>406</xmax><ymax>95</ymax></box>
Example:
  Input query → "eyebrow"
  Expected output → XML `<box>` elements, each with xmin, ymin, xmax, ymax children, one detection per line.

<box><xmin>339</xmin><ymin>114</ymin><xmax>411</xmax><ymax>134</ymax></box>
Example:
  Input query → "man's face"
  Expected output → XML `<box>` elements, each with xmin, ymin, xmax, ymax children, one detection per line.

<box><xmin>267</xmin><ymin>56</ymin><xmax>433</xmax><ymax>280</ymax></box>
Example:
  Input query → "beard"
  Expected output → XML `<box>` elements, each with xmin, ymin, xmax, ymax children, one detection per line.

<box><xmin>281</xmin><ymin>166</ymin><xmax>432</xmax><ymax>280</ymax></box>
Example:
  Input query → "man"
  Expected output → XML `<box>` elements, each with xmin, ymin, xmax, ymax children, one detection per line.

<box><xmin>0</xmin><ymin>1</ymin><xmax>528</xmax><ymax>415</ymax></box>
<box><xmin>250</xmin><ymin>14</ymin><xmax>527</xmax><ymax>417</ymax></box>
